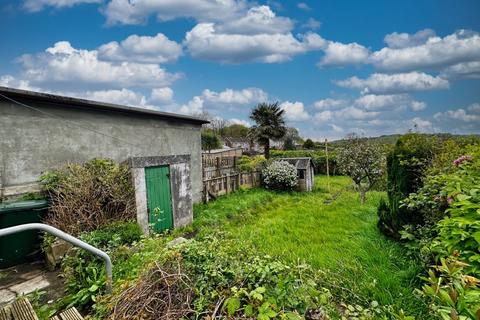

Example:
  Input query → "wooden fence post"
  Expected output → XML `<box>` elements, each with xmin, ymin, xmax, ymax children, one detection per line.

<box><xmin>226</xmin><ymin>174</ymin><xmax>231</xmax><ymax>194</ymax></box>
<box><xmin>216</xmin><ymin>157</ymin><xmax>221</xmax><ymax>177</ymax></box>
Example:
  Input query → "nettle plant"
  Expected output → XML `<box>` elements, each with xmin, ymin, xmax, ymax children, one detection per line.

<box><xmin>262</xmin><ymin>161</ymin><xmax>298</xmax><ymax>191</ymax></box>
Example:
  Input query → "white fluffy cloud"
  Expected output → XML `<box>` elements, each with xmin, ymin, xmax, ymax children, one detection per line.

<box><xmin>371</xmin><ymin>30</ymin><xmax>480</xmax><ymax>71</ymax></box>
<box><xmin>179</xmin><ymin>87</ymin><xmax>268</xmax><ymax>115</ymax></box>
<box><xmin>302</xmin><ymin>18</ymin><xmax>321</xmax><ymax>30</ymax></box>
<box><xmin>150</xmin><ymin>87</ymin><xmax>174</xmax><ymax>103</ymax></box>
<box><xmin>335</xmin><ymin>71</ymin><xmax>449</xmax><ymax>94</ymax></box>
<box><xmin>184</xmin><ymin>23</ymin><xmax>318</xmax><ymax>63</ymax></box>
<box><xmin>80</xmin><ymin>88</ymin><xmax>149</xmax><ymax>107</ymax></box>
<box><xmin>23</xmin><ymin>0</ymin><xmax>100</xmax><ymax>12</ymax></box>
<box><xmin>313</xmin><ymin>29</ymin><xmax>480</xmax><ymax>78</ymax></box>
<box><xmin>335</xmin><ymin>106</ymin><xmax>379</xmax><ymax>120</ymax></box>
<box><xmin>314</xmin><ymin>98</ymin><xmax>348</xmax><ymax>110</ymax></box>
<box><xmin>314</xmin><ymin>110</ymin><xmax>333</xmax><ymax>122</ymax></box>
<box><xmin>103</xmin><ymin>0</ymin><xmax>246</xmax><ymax>25</ymax></box>
<box><xmin>216</xmin><ymin>6</ymin><xmax>293</xmax><ymax>35</ymax></box>
<box><xmin>202</xmin><ymin>88</ymin><xmax>268</xmax><ymax>104</ymax></box>
<box><xmin>318</xmin><ymin>41</ymin><xmax>370</xmax><ymax>67</ymax></box>
<box><xmin>178</xmin><ymin>96</ymin><xmax>204</xmax><ymax>114</ymax></box>
<box><xmin>18</xmin><ymin>41</ymin><xmax>181</xmax><ymax>89</ymax></box>
<box><xmin>434</xmin><ymin>104</ymin><xmax>480</xmax><ymax>122</ymax></box>
<box><xmin>410</xmin><ymin>117</ymin><xmax>433</xmax><ymax>131</ymax></box>
<box><xmin>280</xmin><ymin>101</ymin><xmax>310</xmax><ymax>121</ymax></box>
<box><xmin>0</xmin><ymin>75</ymin><xmax>39</xmax><ymax>91</ymax></box>
<box><xmin>297</xmin><ymin>2</ymin><xmax>311</xmax><ymax>11</ymax></box>
<box><xmin>384</xmin><ymin>29</ymin><xmax>436</xmax><ymax>49</ymax></box>
<box><xmin>98</xmin><ymin>33</ymin><xmax>182</xmax><ymax>64</ymax></box>
<box><xmin>440</xmin><ymin>61</ymin><xmax>480</xmax><ymax>79</ymax></box>
<box><xmin>354</xmin><ymin>94</ymin><xmax>426</xmax><ymax>111</ymax></box>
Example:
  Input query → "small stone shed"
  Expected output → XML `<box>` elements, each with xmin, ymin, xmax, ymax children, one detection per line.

<box><xmin>279</xmin><ymin>157</ymin><xmax>315</xmax><ymax>191</ymax></box>
<box><xmin>0</xmin><ymin>86</ymin><xmax>209</xmax><ymax>234</ymax></box>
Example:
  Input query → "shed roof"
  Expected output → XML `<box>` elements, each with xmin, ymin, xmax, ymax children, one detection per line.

<box><xmin>278</xmin><ymin>157</ymin><xmax>314</xmax><ymax>169</ymax></box>
<box><xmin>0</xmin><ymin>86</ymin><xmax>209</xmax><ymax>125</ymax></box>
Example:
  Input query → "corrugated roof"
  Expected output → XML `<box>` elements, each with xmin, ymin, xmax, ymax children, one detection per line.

<box><xmin>0</xmin><ymin>86</ymin><xmax>209</xmax><ymax>125</ymax></box>
<box><xmin>277</xmin><ymin>157</ymin><xmax>314</xmax><ymax>169</ymax></box>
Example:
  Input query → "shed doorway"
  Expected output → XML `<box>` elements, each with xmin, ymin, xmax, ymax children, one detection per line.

<box><xmin>145</xmin><ymin>166</ymin><xmax>173</xmax><ymax>232</ymax></box>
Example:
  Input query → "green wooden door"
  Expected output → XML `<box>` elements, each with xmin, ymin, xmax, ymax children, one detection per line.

<box><xmin>145</xmin><ymin>166</ymin><xmax>173</xmax><ymax>233</ymax></box>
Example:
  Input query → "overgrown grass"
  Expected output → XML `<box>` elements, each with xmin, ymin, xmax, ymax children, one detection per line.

<box><xmin>49</xmin><ymin>175</ymin><xmax>429</xmax><ymax>319</ymax></box>
<box><xmin>192</xmin><ymin>175</ymin><xmax>429</xmax><ymax>317</ymax></box>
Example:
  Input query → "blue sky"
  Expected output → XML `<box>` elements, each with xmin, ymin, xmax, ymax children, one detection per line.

<box><xmin>1</xmin><ymin>0</ymin><xmax>479</xmax><ymax>140</ymax></box>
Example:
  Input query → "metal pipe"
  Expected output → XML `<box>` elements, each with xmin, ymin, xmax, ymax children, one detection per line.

<box><xmin>0</xmin><ymin>223</ymin><xmax>113</xmax><ymax>293</ymax></box>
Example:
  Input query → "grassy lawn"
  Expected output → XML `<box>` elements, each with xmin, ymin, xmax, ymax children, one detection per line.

<box><xmin>192</xmin><ymin>175</ymin><xmax>428</xmax><ymax>316</ymax></box>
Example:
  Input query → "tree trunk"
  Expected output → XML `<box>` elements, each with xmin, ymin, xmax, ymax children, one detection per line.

<box><xmin>360</xmin><ymin>190</ymin><xmax>366</xmax><ymax>204</ymax></box>
<box><xmin>264</xmin><ymin>140</ymin><xmax>270</xmax><ymax>159</ymax></box>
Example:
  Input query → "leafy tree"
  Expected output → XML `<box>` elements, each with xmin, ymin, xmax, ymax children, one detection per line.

<box><xmin>338</xmin><ymin>135</ymin><xmax>385</xmax><ymax>204</ymax></box>
<box><xmin>201</xmin><ymin>131</ymin><xmax>221</xmax><ymax>152</ymax></box>
<box><xmin>221</xmin><ymin>124</ymin><xmax>250</xmax><ymax>138</ymax></box>
<box><xmin>250</xmin><ymin>102</ymin><xmax>287</xmax><ymax>159</ymax></box>
<box><xmin>283</xmin><ymin>128</ymin><xmax>302</xmax><ymax>150</ymax></box>
<box><xmin>283</xmin><ymin>136</ymin><xmax>296</xmax><ymax>150</ymax></box>
<box><xmin>303</xmin><ymin>139</ymin><xmax>315</xmax><ymax>149</ymax></box>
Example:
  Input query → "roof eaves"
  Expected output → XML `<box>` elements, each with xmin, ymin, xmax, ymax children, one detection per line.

<box><xmin>0</xmin><ymin>86</ymin><xmax>209</xmax><ymax>125</ymax></box>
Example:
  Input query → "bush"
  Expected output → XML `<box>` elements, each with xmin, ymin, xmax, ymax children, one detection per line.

<box><xmin>399</xmin><ymin>145</ymin><xmax>480</xmax><ymax>319</ymax></box>
<box><xmin>377</xmin><ymin>134</ymin><xmax>439</xmax><ymax>238</ymax></box>
<box><xmin>262</xmin><ymin>161</ymin><xmax>297</xmax><ymax>191</ymax></box>
<box><xmin>61</xmin><ymin>221</ymin><xmax>142</xmax><ymax>310</ymax></box>
<box><xmin>237</xmin><ymin>155</ymin><xmax>266</xmax><ymax>172</ymax></box>
<box><xmin>40</xmin><ymin>158</ymin><xmax>136</xmax><ymax>235</ymax></box>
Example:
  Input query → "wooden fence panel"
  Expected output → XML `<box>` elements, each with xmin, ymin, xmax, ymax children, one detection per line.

<box><xmin>203</xmin><ymin>170</ymin><xmax>261</xmax><ymax>203</ymax></box>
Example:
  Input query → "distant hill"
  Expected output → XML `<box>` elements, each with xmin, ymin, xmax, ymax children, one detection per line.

<box><xmin>324</xmin><ymin>133</ymin><xmax>480</xmax><ymax>149</ymax></box>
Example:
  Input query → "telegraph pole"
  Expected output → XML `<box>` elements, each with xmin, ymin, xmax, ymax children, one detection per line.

<box><xmin>325</xmin><ymin>138</ymin><xmax>330</xmax><ymax>192</ymax></box>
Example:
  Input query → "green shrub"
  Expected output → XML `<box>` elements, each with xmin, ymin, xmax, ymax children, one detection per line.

<box><xmin>262</xmin><ymin>161</ymin><xmax>297</xmax><ymax>191</ymax></box>
<box><xmin>237</xmin><ymin>155</ymin><xmax>266</xmax><ymax>172</ymax></box>
<box><xmin>399</xmin><ymin>145</ymin><xmax>480</xmax><ymax>318</ymax></box>
<box><xmin>377</xmin><ymin>134</ymin><xmax>439</xmax><ymax>238</ymax></box>
<box><xmin>162</xmin><ymin>234</ymin><xmax>338</xmax><ymax>318</ymax></box>
<box><xmin>61</xmin><ymin>221</ymin><xmax>142</xmax><ymax>310</ymax></box>
<box><xmin>40</xmin><ymin>158</ymin><xmax>136</xmax><ymax>235</ymax></box>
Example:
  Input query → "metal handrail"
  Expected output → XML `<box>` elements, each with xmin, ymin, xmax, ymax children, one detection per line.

<box><xmin>0</xmin><ymin>223</ymin><xmax>112</xmax><ymax>293</ymax></box>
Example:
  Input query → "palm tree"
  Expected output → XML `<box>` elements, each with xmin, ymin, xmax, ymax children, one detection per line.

<box><xmin>250</xmin><ymin>102</ymin><xmax>287</xmax><ymax>159</ymax></box>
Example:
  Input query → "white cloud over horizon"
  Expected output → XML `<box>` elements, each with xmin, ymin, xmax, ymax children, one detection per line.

<box><xmin>18</xmin><ymin>41</ymin><xmax>181</xmax><ymax>89</ymax></box>
<box><xmin>335</xmin><ymin>72</ymin><xmax>449</xmax><ymax>94</ymax></box>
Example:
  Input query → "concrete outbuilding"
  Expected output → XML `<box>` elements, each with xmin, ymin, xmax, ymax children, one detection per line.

<box><xmin>0</xmin><ymin>86</ymin><xmax>208</xmax><ymax>234</ymax></box>
<box><xmin>278</xmin><ymin>157</ymin><xmax>315</xmax><ymax>192</ymax></box>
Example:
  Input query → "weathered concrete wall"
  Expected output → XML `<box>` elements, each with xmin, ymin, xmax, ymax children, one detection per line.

<box><xmin>170</xmin><ymin>162</ymin><xmax>193</xmax><ymax>227</ymax></box>
<box><xmin>0</xmin><ymin>100</ymin><xmax>203</xmax><ymax>202</ymax></box>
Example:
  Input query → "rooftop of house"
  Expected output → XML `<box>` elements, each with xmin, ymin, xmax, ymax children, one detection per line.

<box><xmin>278</xmin><ymin>157</ymin><xmax>314</xmax><ymax>170</ymax></box>
<box><xmin>223</xmin><ymin>136</ymin><xmax>253</xmax><ymax>143</ymax></box>
<box><xmin>0</xmin><ymin>86</ymin><xmax>209</xmax><ymax>125</ymax></box>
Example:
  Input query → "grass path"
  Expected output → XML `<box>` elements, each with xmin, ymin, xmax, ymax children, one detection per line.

<box><xmin>192</xmin><ymin>176</ymin><xmax>429</xmax><ymax>317</ymax></box>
